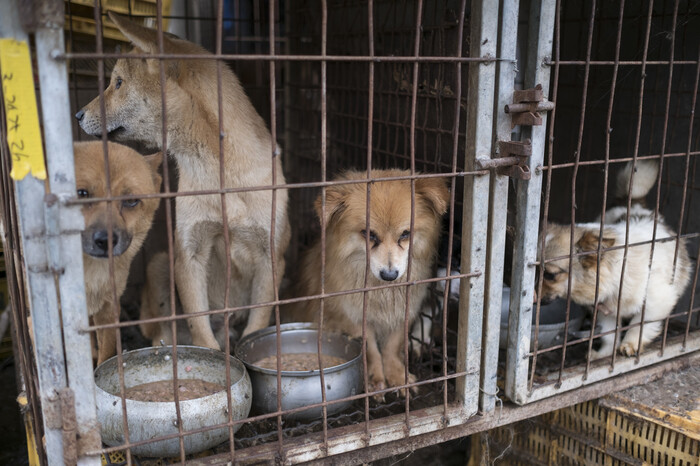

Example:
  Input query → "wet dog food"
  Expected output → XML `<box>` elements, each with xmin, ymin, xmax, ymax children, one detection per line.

<box><xmin>124</xmin><ymin>379</ymin><xmax>225</xmax><ymax>402</ymax></box>
<box><xmin>254</xmin><ymin>353</ymin><xmax>347</xmax><ymax>371</ymax></box>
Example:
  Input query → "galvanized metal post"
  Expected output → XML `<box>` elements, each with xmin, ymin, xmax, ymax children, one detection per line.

<box><xmin>480</xmin><ymin>0</ymin><xmax>520</xmax><ymax>413</ymax></box>
<box><xmin>0</xmin><ymin>1</ymin><xmax>67</xmax><ymax>463</ymax></box>
<box><xmin>456</xmin><ymin>0</ymin><xmax>498</xmax><ymax>414</ymax></box>
<box><xmin>505</xmin><ymin>0</ymin><xmax>556</xmax><ymax>404</ymax></box>
<box><xmin>34</xmin><ymin>1</ymin><xmax>102</xmax><ymax>464</ymax></box>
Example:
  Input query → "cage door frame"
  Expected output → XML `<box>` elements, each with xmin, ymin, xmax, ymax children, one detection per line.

<box><xmin>0</xmin><ymin>0</ymin><xmax>101</xmax><ymax>463</ymax></box>
<box><xmin>456</xmin><ymin>0</ymin><xmax>501</xmax><ymax>416</ymax></box>
<box><xmin>504</xmin><ymin>0</ymin><xmax>700</xmax><ymax>405</ymax></box>
<box><xmin>505</xmin><ymin>0</ymin><xmax>557</xmax><ymax>405</ymax></box>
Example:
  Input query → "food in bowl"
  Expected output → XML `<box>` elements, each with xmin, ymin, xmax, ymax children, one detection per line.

<box><xmin>95</xmin><ymin>346</ymin><xmax>252</xmax><ymax>457</ymax></box>
<box><xmin>235</xmin><ymin>323</ymin><xmax>363</xmax><ymax>421</ymax></box>
<box><xmin>123</xmin><ymin>379</ymin><xmax>226</xmax><ymax>402</ymax></box>
<box><xmin>254</xmin><ymin>353</ymin><xmax>347</xmax><ymax>371</ymax></box>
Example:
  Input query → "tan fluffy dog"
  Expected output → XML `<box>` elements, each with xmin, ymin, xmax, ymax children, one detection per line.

<box><xmin>75</xmin><ymin>141</ymin><xmax>162</xmax><ymax>363</ymax></box>
<box><xmin>290</xmin><ymin>170</ymin><xmax>449</xmax><ymax>394</ymax></box>
<box><xmin>539</xmin><ymin>161</ymin><xmax>692</xmax><ymax>358</ymax></box>
<box><xmin>76</xmin><ymin>14</ymin><xmax>290</xmax><ymax>349</ymax></box>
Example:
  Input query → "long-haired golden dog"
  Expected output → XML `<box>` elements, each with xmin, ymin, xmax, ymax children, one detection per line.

<box><xmin>539</xmin><ymin>160</ymin><xmax>692</xmax><ymax>358</ymax></box>
<box><xmin>76</xmin><ymin>14</ymin><xmax>290</xmax><ymax>349</ymax></box>
<box><xmin>75</xmin><ymin>141</ymin><xmax>162</xmax><ymax>363</ymax></box>
<box><xmin>290</xmin><ymin>170</ymin><xmax>449</xmax><ymax>395</ymax></box>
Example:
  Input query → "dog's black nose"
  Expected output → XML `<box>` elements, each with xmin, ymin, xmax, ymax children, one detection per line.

<box><xmin>93</xmin><ymin>230</ymin><xmax>119</xmax><ymax>252</ymax></box>
<box><xmin>75</xmin><ymin>109</ymin><xmax>85</xmax><ymax>121</ymax></box>
<box><xmin>380</xmin><ymin>269</ymin><xmax>399</xmax><ymax>281</ymax></box>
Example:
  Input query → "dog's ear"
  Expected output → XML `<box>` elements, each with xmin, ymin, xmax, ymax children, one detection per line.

<box><xmin>109</xmin><ymin>13</ymin><xmax>186</xmax><ymax>79</ymax></box>
<box><xmin>576</xmin><ymin>229</ymin><xmax>615</xmax><ymax>269</ymax></box>
<box><xmin>416</xmin><ymin>176</ymin><xmax>450</xmax><ymax>216</ymax></box>
<box><xmin>143</xmin><ymin>152</ymin><xmax>163</xmax><ymax>190</ymax></box>
<box><xmin>109</xmin><ymin>13</ymin><xmax>161</xmax><ymax>54</ymax></box>
<box><xmin>314</xmin><ymin>185</ymin><xmax>349</xmax><ymax>228</ymax></box>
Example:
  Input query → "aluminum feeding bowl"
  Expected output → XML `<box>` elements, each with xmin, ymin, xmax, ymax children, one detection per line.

<box><xmin>500</xmin><ymin>286</ymin><xmax>584</xmax><ymax>350</ymax></box>
<box><xmin>94</xmin><ymin>345</ymin><xmax>252</xmax><ymax>457</ymax></box>
<box><xmin>235</xmin><ymin>323</ymin><xmax>363</xmax><ymax>421</ymax></box>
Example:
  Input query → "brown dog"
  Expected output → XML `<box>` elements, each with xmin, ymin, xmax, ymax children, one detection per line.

<box><xmin>75</xmin><ymin>141</ymin><xmax>162</xmax><ymax>363</ymax></box>
<box><xmin>289</xmin><ymin>170</ymin><xmax>449</xmax><ymax>395</ymax></box>
<box><xmin>76</xmin><ymin>14</ymin><xmax>290</xmax><ymax>349</ymax></box>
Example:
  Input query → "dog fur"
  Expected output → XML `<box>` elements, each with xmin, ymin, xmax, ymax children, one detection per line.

<box><xmin>539</xmin><ymin>160</ymin><xmax>692</xmax><ymax>358</ymax></box>
<box><xmin>139</xmin><ymin>251</ymin><xmax>240</xmax><ymax>349</ymax></box>
<box><xmin>75</xmin><ymin>141</ymin><xmax>162</xmax><ymax>363</ymax></box>
<box><xmin>76</xmin><ymin>13</ymin><xmax>290</xmax><ymax>349</ymax></box>
<box><xmin>289</xmin><ymin>170</ymin><xmax>449</xmax><ymax>394</ymax></box>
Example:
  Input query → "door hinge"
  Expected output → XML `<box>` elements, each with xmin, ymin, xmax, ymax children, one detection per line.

<box><xmin>59</xmin><ymin>388</ymin><xmax>78</xmax><ymax>466</ymax></box>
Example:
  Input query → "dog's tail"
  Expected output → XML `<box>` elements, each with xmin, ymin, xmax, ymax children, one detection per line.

<box><xmin>615</xmin><ymin>159</ymin><xmax>659</xmax><ymax>201</ymax></box>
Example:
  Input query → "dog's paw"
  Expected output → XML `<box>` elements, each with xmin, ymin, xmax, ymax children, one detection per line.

<box><xmin>402</xmin><ymin>372</ymin><xmax>419</xmax><ymax>397</ymax></box>
<box><xmin>368</xmin><ymin>368</ymin><xmax>387</xmax><ymax>401</ymax></box>
<box><xmin>385</xmin><ymin>371</ymin><xmax>418</xmax><ymax>398</ymax></box>
<box><xmin>597</xmin><ymin>303</ymin><xmax>613</xmax><ymax>316</ymax></box>
<box><xmin>369</xmin><ymin>377</ymin><xmax>387</xmax><ymax>402</ymax></box>
<box><xmin>619</xmin><ymin>341</ymin><xmax>639</xmax><ymax>357</ymax></box>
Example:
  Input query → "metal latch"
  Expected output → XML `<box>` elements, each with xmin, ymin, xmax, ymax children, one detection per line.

<box><xmin>476</xmin><ymin>140</ymin><xmax>532</xmax><ymax>180</ymax></box>
<box><xmin>505</xmin><ymin>84</ymin><xmax>555</xmax><ymax>127</ymax></box>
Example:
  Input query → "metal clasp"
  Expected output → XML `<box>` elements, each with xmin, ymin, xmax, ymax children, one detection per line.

<box><xmin>476</xmin><ymin>140</ymin><xmax>532</xmax><ymax>180</ymax></box>
<box><xmin>505</xmin><ymin>84</ymin><xmax>555</xmax><ymax>127</ymax></box>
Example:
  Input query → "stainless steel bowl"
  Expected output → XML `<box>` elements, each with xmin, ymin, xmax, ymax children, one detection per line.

<box><xmin>500</xmin><ymin>287</ymin><xmax>584</xmax><ymax>350</ymax></box>
<box><xmin>94</xmin><ymin>346</ymin><xmax>252</xmax><ymax>457</ymax></box>
<box><xmin>234</xmin><ymin>323</ymin><xmax>363</xmax><ymax>421</ymax></box>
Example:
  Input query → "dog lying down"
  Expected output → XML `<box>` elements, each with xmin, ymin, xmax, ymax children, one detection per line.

<box><xmin>75</xmin><ymin>141</ymin><xmax>162</xmax><ymax>364</ymax></box>
<box><xmin>539</xmin><ymin>160</ymin><xmax>692</xmax><ymax>359</ymax></box>
<box><xmin>288</xmin><ymin>169</ymin><xmax>449</xmax><ymax>396</ymax></box>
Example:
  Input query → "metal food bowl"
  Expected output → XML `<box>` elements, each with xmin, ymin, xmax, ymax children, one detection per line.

<box><xmin>234</xmin><ymin>323</ymin><xmax>363</xmax><ymax>421</ymax></box>
<box><xmin>500</xmin><ymin>287</ymin><xmax>584</xmax><ymax>350</ymax></box>
<box><xmin>94</xmin><ymin>346</ymin><xmax>252</xmax><ymax>457</ymax></box>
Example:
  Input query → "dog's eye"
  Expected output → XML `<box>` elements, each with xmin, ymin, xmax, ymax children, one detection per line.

<box><xmin>122</xmin><ymin>199</ymin><xmax>140</xmax><ymax>208</ymax></box>
<box><xmin>77</xmin><ymin>189</ymin><xmax>89</xmax><ymax>198</ymax></box>
<box><xmin>399</xmin><ymin>230</ymin><xmax>410</xmax><ymax>241</ymax></box>
<box><xmin>115</xmin><ymin>77</ymin><xmax>123</xmax><ymax>89</ymax></box>
<box><xmin>360</xmin><ymin>229</ymin><xmax>379</xmax><ymax>244</ymax></box>
<box><xmin>543</xmin><ymin>270</ymin><xmax>559</xmax><ymax>281</ymax></box>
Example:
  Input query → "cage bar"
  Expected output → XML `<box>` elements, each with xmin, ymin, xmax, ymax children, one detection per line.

<box><xmin>0</xmin><ymin>0</ymin><xmax>698</xmax><ymax>463</ymax></box>
<box><xmin>456</xmin><ymin>0</ymin><xmax>498</xmax><ymax>415</ymax></box>
<box><xmin>480</xmin><ymin>0</ymin><xmax>519</xmax><ymax>414</ymax></box>
<box><xmin>505</xmin><ymin>0</ymin><xmax>557</xmax><ymax>404</ymax></box>
<box><xmin>0</xmin><ymin>2</ymin><xmax>69</xmax><ymax>464</ymax></box>
<box><xmin>34</xmin><ymin>1</ymin><xmax>102</xmax><ymax>463</ymax></box>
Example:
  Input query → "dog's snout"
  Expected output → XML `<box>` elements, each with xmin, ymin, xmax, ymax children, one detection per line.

<box><xmin>380</xmin><ymin>268</ymin><xmax>399</xmax><ymax>281</ymax></box>
<box><xmin>93</xmin><ymin>229</ymin><xmax>119</xmax><ymax>252</ymax></box>
<box><xmin>75</xmin><ymin>109</ymin><xmax>85</xmax><ymax>122</ymax></box>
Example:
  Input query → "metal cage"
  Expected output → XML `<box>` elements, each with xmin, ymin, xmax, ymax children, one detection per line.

<box><xmin>0</xmin><ymin>0</ymin><xmax>697</xmax><ymax>464</ymax></box>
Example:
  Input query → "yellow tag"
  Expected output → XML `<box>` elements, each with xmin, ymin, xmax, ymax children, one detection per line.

<box><xmin>0</xmin><ymin>39</ymin><xmax>46</xmax><ymax>181</ymax></box>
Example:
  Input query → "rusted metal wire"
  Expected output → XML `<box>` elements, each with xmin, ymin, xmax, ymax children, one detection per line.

<box><xmin>4</xmin><ymin>0</ymin><xmax>697</xmax><ymax>463</ymax></box>
<box><xmin>60</xmin><ymin>52</ymin><xmax>500</xmax><ymax>62</ymax></box>
<box><xmin>91</xmin><ymin>2</ymin><xmax>134</xmax><ymax>463</ymax></box>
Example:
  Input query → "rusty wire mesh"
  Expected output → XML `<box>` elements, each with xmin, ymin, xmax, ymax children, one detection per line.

<box><xmin>57</xmin><ymin>0</ymin><xmax>476</xmax><ymax>462</ymax></box>
<box><xmin>2</xmin><ymin>0</ymin><xmax>699</xmax><ymax>463</ymax></box>
<box><xmin>529</xmin><ymin>0</ymin><xmax>700</xmax><ymax>392</ymax></box>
